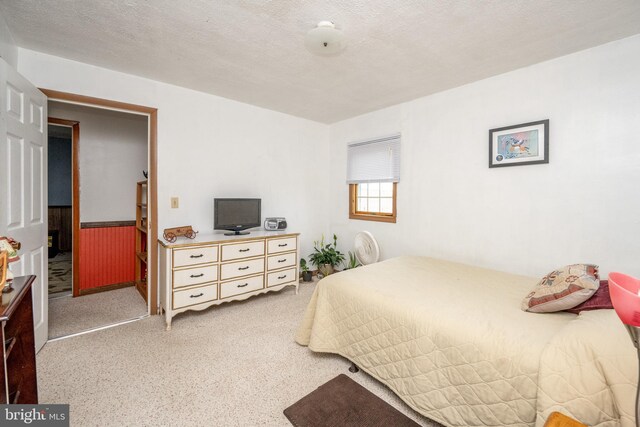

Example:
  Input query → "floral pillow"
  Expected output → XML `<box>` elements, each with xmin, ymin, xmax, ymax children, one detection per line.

<box><xmin>522</xmin><ymin>264</ymin><xmax>600</xmax><ymax>313</ymax></box>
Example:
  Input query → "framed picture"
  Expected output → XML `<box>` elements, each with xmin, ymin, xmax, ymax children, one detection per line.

<box><xmin>489</xmin><ymin>119</ymin><xmax>549</xmax><ymax>168</ymax></box>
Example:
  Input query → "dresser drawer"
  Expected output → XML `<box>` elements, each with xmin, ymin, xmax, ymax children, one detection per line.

<box><xmin>173</xmin><ymin>265</ymin><xmax>218</xmax><ymax>289</ymax></box>
<box><xmin>173</xmin><ymin>284</ymin><xmax>217</xmax><ymax>309</ymax></box>
<box><xmin>220</xmin><ymin>275</ymin><xmax>264</xmax><ymax>299</ymax></box>
<box><xmin>267</xmin><ymin>252</ymin><xmax>296</xmax><ymax>271</ymax></box>
<box><xmin>220</xmin><ymin>258</ymin><xmax>264</xmax><ymax>280</ymax></box>
<box><xmin>173</xmin><ymin>246</ymin><xmax>218</xmax><ymax>267</ymax></box>
<box><xmin>267</xmin><ymin>237</ymin><xmax>296</xmax><ymax>254</ymax></box>
<box><xmin>220</xmin><ymin>241</ymin><xmax>264</xmax><ymax>261</ymax></box>
<box><xmin>267</xmin><ymin>268</ymin><xmax>296</xmax><ymax>287</ymax></box>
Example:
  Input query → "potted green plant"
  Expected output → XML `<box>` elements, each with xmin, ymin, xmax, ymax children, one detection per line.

<box><xmin>343</xmin><ymin>251</ymin><xmax>361</xmax><ymax>270</ymax></box>
<box><xmin>300</xmin><ymin>258</ymin><xmax>313</xmax><ymax>282</ymax></box>
<box><xmin>309</xmin><ymin>234</ymin><xmax>345</xmax><ymax>277</ymax></box>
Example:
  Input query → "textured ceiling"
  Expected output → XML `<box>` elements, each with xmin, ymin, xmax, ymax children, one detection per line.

<box><xmin>2</xmin><ymin>0</ymin><xmax>640</xmax><ymax>123</ymax></box>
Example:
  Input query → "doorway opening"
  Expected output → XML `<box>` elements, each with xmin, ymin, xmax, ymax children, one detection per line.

<box><xmin>47</xmin><ymin>120</ymin><xmax>77</xmax><ymax>300</ymax></box>
<box><xmin>44</xmin><ymin>93</ymin><xmax>157</xmax><ymax>340</ymax></box>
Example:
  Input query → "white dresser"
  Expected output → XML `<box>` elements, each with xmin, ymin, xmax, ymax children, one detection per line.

<box><xmin>158</xmin><ymin>231</ymin><xmax>299</xmax><ymax>330</ymax></box>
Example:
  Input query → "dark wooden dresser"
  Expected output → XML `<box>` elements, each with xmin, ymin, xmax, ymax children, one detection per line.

<box><xmin>0</xmin><ymin>275</ymin><xmax>38</xmax><ymax>404</ymax></box>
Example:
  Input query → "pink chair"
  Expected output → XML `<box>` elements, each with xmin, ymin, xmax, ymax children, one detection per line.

<box><xmin>609</xmin><ymin>272</ymin><xmax>640</xmax><ymax>427</ymax></box>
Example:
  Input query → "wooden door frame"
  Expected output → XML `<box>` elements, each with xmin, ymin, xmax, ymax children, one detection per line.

<box><xmin>47</xmin><ymin>118</ymin><xmax>80</xmax><ymax>297</ymax></box>
<box><xmin>41</xmin><ymin>89</ymin><xmax>159</xmax><ymax>315</ymax></box>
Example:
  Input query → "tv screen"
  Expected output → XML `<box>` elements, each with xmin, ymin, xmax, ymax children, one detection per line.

<box><xmin>214</xmin><ymin>198</ymin><xmax>261</xmax><ymax>235</ymax></box>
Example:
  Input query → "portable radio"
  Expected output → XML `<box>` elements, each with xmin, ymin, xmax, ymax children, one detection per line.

<box><xmin>264</xmin><ymin>217</ymin><xmax>287</xmax><ymax>230</ymax></box>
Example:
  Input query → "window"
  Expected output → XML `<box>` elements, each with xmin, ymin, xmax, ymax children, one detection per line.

<box><xmin>349</xmin><ymin>182</ymin><xmax>397</xmax><ymax>222</ymax></box>
<box><xmin>347</xmin><ymin>134</ymin><xmax>400</xmax><ymax>223</ymax></box>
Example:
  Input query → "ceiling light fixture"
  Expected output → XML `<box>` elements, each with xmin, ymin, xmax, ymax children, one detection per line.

<box><xmin>305</xmin><ymin>21</ymin><xmax>346</xmax><ymax>56</ymax></box>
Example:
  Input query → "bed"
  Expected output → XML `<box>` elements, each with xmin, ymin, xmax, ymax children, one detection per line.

<box><xmin>295</xmin><ymin>256</ymin><xmax>636</xmax><ymax>427</ymax></box>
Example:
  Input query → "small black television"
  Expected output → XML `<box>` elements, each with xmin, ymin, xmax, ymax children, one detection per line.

<box><xmin>214</xmin><ymin>198</ymin><xmax>261</xmax><ymax>235</ymax></box>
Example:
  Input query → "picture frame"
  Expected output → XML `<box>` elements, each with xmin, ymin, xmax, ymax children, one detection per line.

<box><xmin>489</xmin><ymin>119</ymin><xmax>549</xmax><ymax>168</ymax></box>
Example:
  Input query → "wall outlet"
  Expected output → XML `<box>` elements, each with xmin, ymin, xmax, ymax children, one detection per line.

<box><xmin>171</xmin><ymin>197</ymin><xmax>179</xmax><ymax>209</ymax></box>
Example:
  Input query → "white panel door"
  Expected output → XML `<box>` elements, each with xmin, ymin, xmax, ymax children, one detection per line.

<box><xmin>0</xmin><ymin>58</ymin><xmax>48</xmax><ymax>352</ymax></box>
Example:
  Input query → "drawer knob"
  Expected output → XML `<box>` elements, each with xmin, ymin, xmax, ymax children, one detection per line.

<box><xmin>278</xmin><ymin>275</ymin><xmax>287</xmax><ymax>280</ymax></box>
<box><xmin>239</xmin><ymin>248</ymin><xmax>250</xmax><ymax>252</ymax></box>
<box><xmin>238</xmin><ymin>266</ymin><xmax>249</xmax><ymax>270</ymax></box>
<box><xmin>277</xmin><ymin>259</ymin><xmax>286</xmax><ymax>263</ymax></box>
<box><xmin>190</xmin><ymin>293</ymin><xmax>204</xmax><ymax>298</ymax></box>
<box><xmin>190</xmin><ymin>254</ymin><xmax>204</xmax><ymax>258</ymax></box>
<box><xmin>190</xmin><ymin>273</ymin><xmax>204</xmax><ymax>278</ymax></box>
<box><xmin>278</xmin><ymin>243</ymin><xmax>288</xmax><ymax>247</ymax></box>
<box><xmin>237</xmin><ymin>283</ymin><xmax>248</xmax><ymax>288</ymax></box>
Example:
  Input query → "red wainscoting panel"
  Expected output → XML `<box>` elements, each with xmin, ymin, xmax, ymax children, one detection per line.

<box><xmin>79</xmin><ymin>226</ymin><xmax>135</xmax><ymax>291</ymax></box>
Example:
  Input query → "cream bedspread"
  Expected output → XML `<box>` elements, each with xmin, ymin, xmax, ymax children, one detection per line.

<box><xmin>295</xmin><ymin>256</ymin><xmax>636</xmax><ymax>427</ymax></box>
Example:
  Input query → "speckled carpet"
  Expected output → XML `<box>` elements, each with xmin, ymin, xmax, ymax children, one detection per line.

<box><xmin>37</xmin><ymin>280</ymin><xmax>439</xmax><ymax>427</ymax></box>
<box><xmin>48</xmin><ymin>286</ymin><xmax>147</xmax><ymax>339</ymax></box>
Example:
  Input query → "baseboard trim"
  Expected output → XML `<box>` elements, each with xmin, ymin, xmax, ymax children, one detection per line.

<box><xmin>79</xmin><ymin>281</ymin><xmax>135</xmax><ymax>296</ymax></box>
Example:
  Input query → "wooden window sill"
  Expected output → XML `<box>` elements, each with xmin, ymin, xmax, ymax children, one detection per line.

<box><xmin>349</xmin><ymin>213</ymin><xmax>396</xmax><ymax>223</ymax></box>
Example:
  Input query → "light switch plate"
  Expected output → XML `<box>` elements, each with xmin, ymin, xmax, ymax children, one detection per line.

<box><xmin>171</xmin><ymin>197</ymin><xmax>179</xmax><ymax>208</ymax></box>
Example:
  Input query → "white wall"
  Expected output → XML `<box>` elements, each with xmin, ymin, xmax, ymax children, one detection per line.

<box><xmin>328</xmin><ymin>35</ymin><xmax>640</xmax><ymax>278</ymax></box>
<box><xmin>0</xmin><ymin>12</ymin><xmax>17</xmax><ymax>67</ymax></box>
<box><xmin>49</xmin><ymin>102</ymin><xmax>148</xmax><ymax>222</ymax></box>
<box><xmin>18</xmin><ymin>49</ymin><xmax>330</xmax><ymax>257</ymax></box>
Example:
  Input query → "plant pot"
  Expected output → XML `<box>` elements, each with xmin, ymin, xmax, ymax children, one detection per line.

<box><xmin>319</xmin><ymin>264</ymin><xmax>334</xmax><ymax>276</ymax></box>
<box><xmin>302</xmin><ymin>271</ymin><xmax>313</xmax><ymax>282</ymax></box>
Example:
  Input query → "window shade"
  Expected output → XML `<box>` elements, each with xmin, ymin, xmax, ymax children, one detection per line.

<box><xmin>347</xmin><ymin>134</ymin><xmax>401</xmax><ymax>184</ymax></box>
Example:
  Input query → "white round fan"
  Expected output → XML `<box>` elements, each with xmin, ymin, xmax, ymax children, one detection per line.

<box><xmin>354</xmin><ymin>231</ymin><xmax>380</xmax><ymax>265</ymax></box>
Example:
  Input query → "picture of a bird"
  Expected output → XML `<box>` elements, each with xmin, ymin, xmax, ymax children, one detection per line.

<box><xmin>506</xmin><ymin>136</ymin><xmax>530</xmax><ymax>155</ymax></box>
